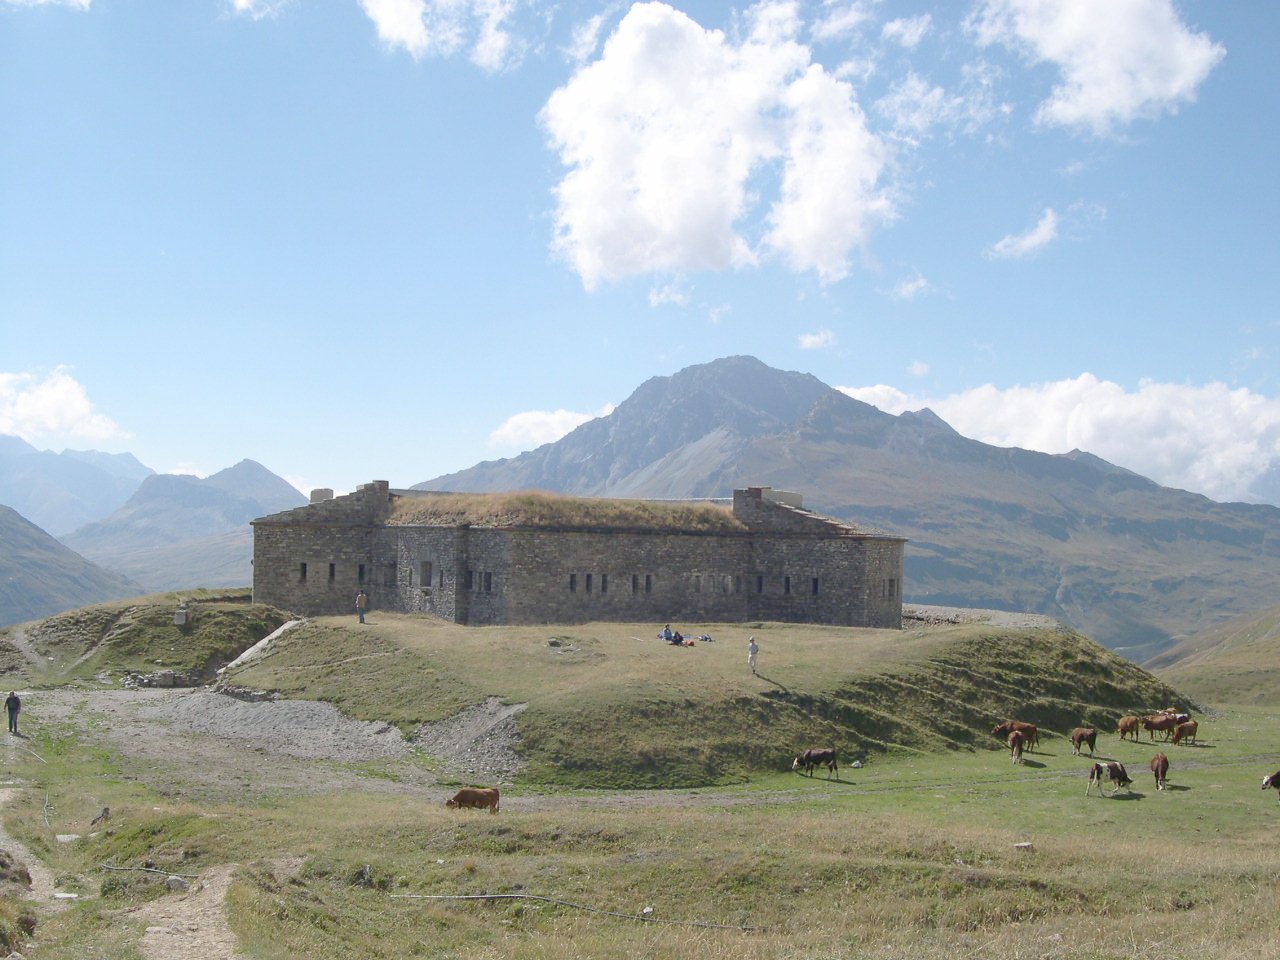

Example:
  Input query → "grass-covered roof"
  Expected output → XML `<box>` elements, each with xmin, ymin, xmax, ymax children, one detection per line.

<box><xmin>389</xmin><ymin>490</ymin><xmax>746</xmax><ymax>532</ymax></box>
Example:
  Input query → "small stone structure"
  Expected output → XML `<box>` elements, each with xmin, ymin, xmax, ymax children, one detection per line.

<box><xmin>252</xmin><ymin>484</ymin><xmax>906</xmax><ymax>628</ymax></box>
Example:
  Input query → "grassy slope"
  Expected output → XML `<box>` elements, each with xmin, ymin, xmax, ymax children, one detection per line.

<box><xmin>0</xmin><ymin>588</ymin><xmax>288</xmax><ymax>684</ymax></box>
<box><xmin>1149</xmin><ymin>603</ymin><xmax>1280</xmax><ymax>705</ymax></box>
<box><xmin>228</xmin><ymin>614</ymin><xmax>1184</xmax><ymax>788</ymax></box>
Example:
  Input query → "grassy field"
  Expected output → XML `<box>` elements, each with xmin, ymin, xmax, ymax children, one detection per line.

<box><xmin>0</xmin><ymin>609</ymin><xmax>1276</xmax><ymax>959</ymax></box>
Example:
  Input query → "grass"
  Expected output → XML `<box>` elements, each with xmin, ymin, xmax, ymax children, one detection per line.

<box><xmin>1152</xmin><ymin>604</ymin><xmax>1280</xmax><ymax>705</ymax></box>
<box><xmin>389</xmin><ymin>491</ymin><xmax>745</xmax><ymax>532</ymax></box>
<box><xmin>229</xmin><ymin>615</ymin><xmax>1183</xmax><ymax>788</ymax></box>
<box><xmin>1</xmin><ymin>608</ymin><xmax>1274</xmax><ymax>959</ymax></box>
<box><xmin>6</xmin><ymin>702</ymin><xmax>1280</xmax><ymax>960</ymax></box>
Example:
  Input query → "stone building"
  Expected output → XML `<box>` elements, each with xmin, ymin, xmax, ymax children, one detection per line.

<box><xmin>251</xmin><ymin>483</ymin><xmax>905</xmax><ymax>628</ymax></box>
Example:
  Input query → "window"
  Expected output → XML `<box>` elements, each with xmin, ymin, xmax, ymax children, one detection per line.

<box><xmin>645</xmin><ymin>574</ymin><xmax>653</xmax><ymax>594</ymax></box>
<box><xmin>693</xmin><ymin>574</ymin><xmax>701</xmax><ymax>593</ymax></box>
<box><xmin>299</xmin><ymin>562</ymin><xmax>307</xmax><ymax>582</ymax></box>
<box><xmin>385</xmin><ymin>562</ymin><xmax>397</xmax><ymax>588</ymax></box>
<box><xmin>734</xmin><ymin>575</ymin><xmax>742</xmax><ymax>593</ymax></box>
<box><xmin>756</xmin><ymin>575</ymin><xmax>765</xmax><ymax>594</ymax></box>
<box><xmin>484</xmin><ymin>572</ymin><xmax>493</xmax><ymax>593</ymax></box>
<box><xmin>358</xmin><ymin>563</ymin><xmax>366</xmax><ymax>584</ymax></box>
<box><xmin>812</xmin><ymin>577</ymin><xmax>820</xmax><ymax>596</ymax></box>
<box><xmin>439</xmin><ymin>568</ymin><xmax>444</xmax><ymax>589</ymax></box>
<box><xmin>600</xmin><ymin>574</ymin><xmax>608</xmax><ymax>594</ymax></box>
<box><xmin>464</xmin><ymin>569</ymin><xmax>473</xmax><ymax>590</ymax></box>
<box><xmin>881</xmin><ymin>578</ymin><xmax>898</xmax><ymax>600</ymax></box>
<box><xmin>328</xmin><ymin>563</ymin><xmax>336</xmax><ymax>582</ymax></box>
<box><xmin>420</xmin><ymin>561</ymin><xmax>432</xmax><ymax>589</ymax></box>
<box><xmin>586</xmin><ymin>573</ymin><xmax>593</xmax><ymax>594</ymax></box>
<box><xmin>632</xmin><ymin>574</ymin><xmax>639</xmax><ymax>594</ymax></box>
<box><xmin>784</xmin><ymin>576</ymin><xmax>791</xmax><ymax>595</ymax></box>
<box><xmin>569</xmin><ymin>573</ymin><xmax>577</xmax><ymax>592</ymax></box>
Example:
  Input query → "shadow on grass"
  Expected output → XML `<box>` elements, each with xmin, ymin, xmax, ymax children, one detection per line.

<box><xmin>1160</xmin><ymin>784</ymin><xmax>1191</xmax><ymax>792</ymax></box>
<box><xmin>755</xmin><ymin>673</ymin><xmax>790</xmax><ymax>693</ymax></box>
<box><xmin>1017</xmin><ymin>759</ymin><xmax>1047</xmax><ymax>769</ymax></box>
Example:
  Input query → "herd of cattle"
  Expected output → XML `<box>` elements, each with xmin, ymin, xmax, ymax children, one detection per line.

<box><xmin>440</xmin><ymin>706</ymin><xmax>1280</xmax><ymax>812</ymax></box>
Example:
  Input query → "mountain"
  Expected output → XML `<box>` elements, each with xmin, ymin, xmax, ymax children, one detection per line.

<box><xmin>415</xmin><ymin>356</ymin><xmax>1280</xmax><ymax>659</ymax></box>
<box><xmin>0</xmin><ymin>504</ymin><xmax>141</xmax><ymax>626</ymax></box>
<box><xmin>62</xmin><ymin>460</ymin><xmax>306</xmax><ymax>591</ymax></box>
<box><xmin>1147</xmin><ymin>604</ymin><xmax>1280</xmax><ymax>705</ymax></box>
<box><xmin>0</xmin><ymin>434</ymin><xmax>154</xmax><ymax>535</ymax></box>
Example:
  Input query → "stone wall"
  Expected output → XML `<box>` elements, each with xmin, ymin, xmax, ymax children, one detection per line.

<box><xmin>253</xmin><ymin>484</ymin><xmax>905</xmax><ymax>629</ymax></box>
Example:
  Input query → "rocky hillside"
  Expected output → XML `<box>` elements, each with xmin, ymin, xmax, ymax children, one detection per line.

<box><xmin>416</xmin><ymin>356</ymin><xmax>1280</xmax><ymax>660</ymax></box>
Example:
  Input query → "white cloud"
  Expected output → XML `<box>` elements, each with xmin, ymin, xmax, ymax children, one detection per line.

<box><xmin>708</xmin><ymin>303</ymin><xmax>731</xmax><ymax>325</ymax></box>
<box><xmin>0</xmin><ymin>368</ymin><xmax>123</xmax><ymax>444</ymax></box>
<box><xmin>489</xmin><ymin>404</ymin><xmax>615</xmax><ymax>451</ymax></box>
<box><xmin>874</xmin><ymin>63</ymin><xmax>1004</xmax><ymax>140</ymax></box>
<box><xmin>882</xmin><ymin>14</ymin><xmax>930</xmax><ymax>49</ymax></box>
<box><xmin>967</xmin><ymin>0</ymin><xmax>1225</xmax><ymax>136</ymax></box>
<box><xmin>889</xmin><ymin>272</ymin><xmax>932</xmax><ymax>300</ymax></box>
<box><xmin>836</xmin><ymin>374</ymin><xmax>1280</xmax><ymax>504</ymax></box>
<box><xmin>357</xmin><ymin>0</ymin><xmax>522</xmax><ymax>69</ymax></box>
<box><xmin>811</xmin><ymin>0</ymin><xmax>874</xmax><ymax>43</ymax></box>
<box><xmin>229</xmin><ymin>0</ymin><xmax>289</xmax><ymax>19</ymax></box>
<box><xmin>648</xmin><ymin>280</ymin><xmax>690</xmax><ymax>307</ymax></box>
<box><xmin>987</xmin><ymin>207</ymin><xmax>1058</xmax><ymax>259</ymax></box>
<box><xmin>566</xmin><ymin>11</ymin><xmax>609</xmax><ymax>64</ymax></box>
<box><xmin>798</xmin><ymin>329</ymin><xmax>837</xmax><ymax>350</ymax></box>
<box><xmin>907</xmin><ymin>360</ymin><xmax>929</xmax><ymax>377</ymax></box>
<box><xmin>540</xmin><ymin>1</ymin><xmax>894</xmax><ymax>289</ymax></box>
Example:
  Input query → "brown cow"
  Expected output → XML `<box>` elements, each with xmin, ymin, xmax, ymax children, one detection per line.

<box><xmin>1151</xmin><ymin>753</ymin><xmax>1169</xmax><ymax>791</ymax></box>
<box><xmin>793</xmin><ymin>748</ymin><xmax>838</xmax><ymax>779</ymax></box>
<box><xmin>446</xmin><ymin>787</ymin><xmax>500</xmax><ymax>813</ymax></box>
<box><xmin>1008</xmin><ymin>730</ymin><xmax>1025</xmax><ymax>764</ymax></box>
<box><xmin>1117</xmin><ymin>715</ymin><xmax>1141</xmax><ymax>741</ymax></box>
<box><xmin>1171</xmin><ymin>720</ymin><xmax>1198</xmax><ymax>746</ymax></box>
<box><xmin>993</xmin><ymin>720</ymin><xmax>1038</xmax><ymax>752</ymax></box>
<box><xmin>1141</xmin><ymin>714</ymin><xmax>1178</xmax><ymax>741</ymax></box>
<box><xmin>1069</xmin><ymin>727</ymin><xmax>1097</xmax><ymax>756</ymax></box>
<box><xmin>1086</xmin><ymin>761</ymin><xmax>1133</xmax><ymax>797</ymax></box>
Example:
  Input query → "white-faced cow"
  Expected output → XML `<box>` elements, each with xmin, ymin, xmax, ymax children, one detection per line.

<box><xmin>1086</xmin><ymin>761</ymin><xmax>1133</xmax><ymax>797</ymax></box>
<box><xmin>1069</xmin><ymin>727</ymin><xmax>1098</xmax><ymax>756</ymax></box>
<box><xmin>1262</xmin><ymin>771</ymin><xmax>1280</xmax><ymax>800</ymax></box>
<box><xmin>793</xmin><ymin>748</ymin><xmax>838</xmax><ymax>779</ymax></box>
<box><xmin>1150</xmin><ymin>753</ymin><xmax>1169</xmax><ymax>791</ymax></box>
<box><xmin>1008</xmin><ymin>730</ymin><xmax>1026</xmax><ymax>764</ymax></box>
<box><xmin>992</xmin><ymin>720</ymin><xmax>1038</xmax><ymax>752</ymax></box>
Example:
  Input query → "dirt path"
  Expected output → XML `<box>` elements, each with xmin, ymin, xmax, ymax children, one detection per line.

<box><xmin>0</xmin><ymin>786</ymin><xmax>72</xmax><ymax>911</ymax></box>
<box><xmin>132</xmin><ymin>864</ymin><xmax>247</xmax><ymax>960</ymax></box>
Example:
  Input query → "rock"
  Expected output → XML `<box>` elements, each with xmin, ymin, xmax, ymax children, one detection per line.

<box><xmin>165</xmin><ymin>875</ymin><xmax>189</xmax><ymax>893</ymax></box>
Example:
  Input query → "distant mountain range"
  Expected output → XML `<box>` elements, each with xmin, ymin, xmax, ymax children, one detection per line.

<box><xmin>416</xmin><ymin>356</ymin><xmax>1280</xmax><ymax>660</ymax></box>
<box><xmin>61</xmin><ymin>460</ymin><xmax>306</xmax><ymax>592</ymax></box>
<box><xmin>0</xmin><ymin>504</ymin><xmax>142</xmax><ymax>625</ymax></box>
<box><xmin>0</xmin><ymin>434</ymin><xmax>153</xmax><ymax>535</ymax></box>
<box><xmin>0</xmin><ymin>445</ymin><xmax>305</xmax><ymax>625</ymax></box>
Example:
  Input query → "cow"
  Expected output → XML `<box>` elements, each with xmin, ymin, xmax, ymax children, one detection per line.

<box><xmin>1117</xmin><ymin>715</ymin><xmax>1141</xmax><ymax>742</ymax></box>
<box><xmin>1171</xmin><ymin>720</ymin><xmax>1198</xmax><ymax>746</ymax></box>
<box><xmin>446</xmin><ymin>787</ymin><xmax>500</xmax><ymax>814</ymax></box>
<box><xmin>1262</xmin><ymin>771</ymin><xmax>1280</xmax><ymax>799</ymax></box>
<box><xmin>1159</xmin><ymin>707</ymin><xmax>1191</xmax><ymax>724</ymax></box>
<box><xmin>1069</xmin><ymin>727</ymin><xmax>1098</xmax><ymax>756</ymax></box>
<box><xmin>1141</xmin><ymin>714</ymin><xmax>1179</xmax><ymax>741</ymax></box>
<box><xmin>1008</xmin><ymin>729</ymin><xmax>1026</xmax><ymax>764</ymax></box>
<box><xmin>992</xmin><ymin>720</ymin><xmax>1038</xmax><ymax>752</ymax></box>
<box><xmin>1151</xmin><ymin>753</ymin><xmax>1169</xmax><ymax>791</ymax></box>
<box><xmin>792</xmin><ymin>748</ymin><xmax>838</xmax><ymax>779</ymax></box>
<box><xmin>1086</xmin><ymin>761</ymin><xmax>1133</xmax><ymax>797</ymax></box>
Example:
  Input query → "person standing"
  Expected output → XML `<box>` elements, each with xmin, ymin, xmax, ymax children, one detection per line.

<box><xmin>747</xmin><ymin>637</ymin><xmax>759</xmax><ymax>676</ymax></box>
<box><xmin>356</xmin><ymin>589</ymin><xmax>369</xmax><ymax>624</ymax></box>
<box><xmin>4</xmin><ymin>691</ymin><xmax>19</xmax><ymax>734</ymax></box>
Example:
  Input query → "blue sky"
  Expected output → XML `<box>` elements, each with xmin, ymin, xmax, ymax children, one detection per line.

<box><xmin>2</xmin><ymin>0</ymin><xmax>1278</xmax><ymax>505</ymax></box>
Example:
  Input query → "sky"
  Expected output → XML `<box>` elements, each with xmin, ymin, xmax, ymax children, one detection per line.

<box><xmin>2</xmin><ymin>0</ymin><xmax>1279</xmax><ymax>506</ymax></box>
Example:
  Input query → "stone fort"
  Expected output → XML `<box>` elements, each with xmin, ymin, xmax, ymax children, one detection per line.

<box><xmin>252</xmin><ymin>483</ymin><xmax>906</xmax><ymax>628</ymax></box>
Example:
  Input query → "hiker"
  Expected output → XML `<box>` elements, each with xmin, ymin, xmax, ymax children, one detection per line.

<box><xmin>747</xmin><ymin>637</ymin><xmax>759</xmax><ymax>675</ymax></box>
<box><xmin>356</xmin><ymin>589</ymin><xmax>369</xmax><ymax>624</ymax></box>
<box><xmin>5</xmin><ymin>691</ymin><xmax>19</xmax><ymax>734</ymax></box>
<box><xmin>660</xmin><ymin>624</ymin><xmax>673</xmax><ymax>642</ymax></box>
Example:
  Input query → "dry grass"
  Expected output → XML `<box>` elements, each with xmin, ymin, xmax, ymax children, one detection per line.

<box><xmin>389</xmin><ymin>491</ymin><xmax>744</xmax><ymax>532</ymax></box>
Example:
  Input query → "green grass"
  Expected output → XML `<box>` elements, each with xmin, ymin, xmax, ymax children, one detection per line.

<box><xmin>5</xmin><ymin>702</ymin><xmax>1279</xmax><ymax>960</ymax></box>
<box><xmin>229</xmin><ymin>615</ymin><xmax>1183</xmax><ymax>788</ymax></box>
<box><xmin>1153</xmin><ymin>604</ymin><xmax>1280</xmax><ymax>705</ymax></box>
